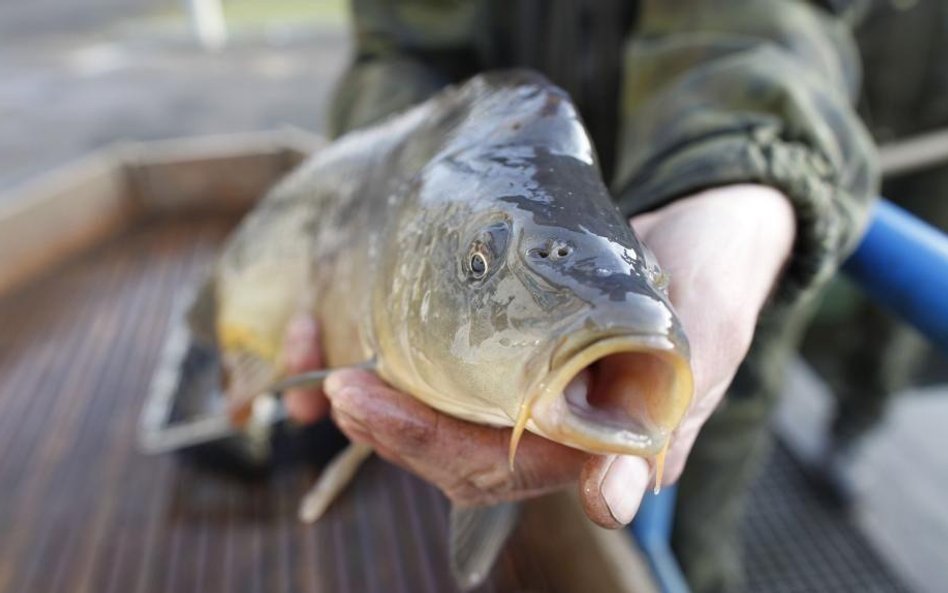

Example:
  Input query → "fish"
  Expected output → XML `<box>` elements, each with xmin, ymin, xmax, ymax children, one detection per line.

<box><xmin>192</xmin><ymin>70</ymin><xmax>693</xmax><ymax>589</ymax></box>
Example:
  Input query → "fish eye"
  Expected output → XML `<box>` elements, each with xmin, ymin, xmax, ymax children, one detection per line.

<box><xmin>465</xmin><ymin>242</ymin><xmax>492</xmax><ymax>282</ymax></box>
<box><xmin>463</xmin><ymin>221</ymin><xmax>509</xmax><ymax>283</ymax></box>
<box><xmin>470</xmin><ymin>251</ymin><xmax>488</xmax><ymax>278</ymax></box>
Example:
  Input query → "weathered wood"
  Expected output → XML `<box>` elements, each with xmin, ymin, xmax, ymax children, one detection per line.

<box><xmin>0</xmin><ymin>148</ymin><xmax>134</xmax><ymax>295</ymax></box>
<box><xmin>0</xmin><ymin>130</ymin><xmax>321</xmax><ymax>298</ymax></box>
<box><xmin>123</xmin><ymin>129</ymin><xmax>323</xmax><ymax>215</ymax></box>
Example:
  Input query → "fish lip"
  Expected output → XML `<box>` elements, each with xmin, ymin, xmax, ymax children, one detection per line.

<box><xmin>548</xmin><ymin>330</ymin><xmax>675</xmax><ymax>371</ymax></box>
<box><xmin>529</xmin><ymin>334</ymin><xmax>693</xmax><ymax>456</ymax></box>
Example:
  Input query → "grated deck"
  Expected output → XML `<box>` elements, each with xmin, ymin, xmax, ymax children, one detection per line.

<box><xmin>742</xmin><ymin>443</ymin><xmax>913</xmax><ymax>593</ymax></box>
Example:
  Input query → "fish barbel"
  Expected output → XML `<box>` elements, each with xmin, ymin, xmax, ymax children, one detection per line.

<box><xmin>194</xmin><ymin>70</ymin><xmax>693</xmax><ymax>587</ymax></box>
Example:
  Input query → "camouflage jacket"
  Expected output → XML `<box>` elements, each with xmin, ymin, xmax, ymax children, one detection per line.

<box><xmin>329</xmin><ymin>0</ymin><xmax>879</xmax><ymax>306</ymax></box>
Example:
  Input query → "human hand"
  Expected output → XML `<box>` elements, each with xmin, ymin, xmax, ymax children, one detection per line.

<box><xmin>619</xmin><ymin>184</ymin><xmax>795</xmax><ymax>494</ymax></box>
<box><xmin>282</xmin><ymin>314</ymin><xmax>331</xmax><ymax>424</ymax></box>
<box><xmin>291</xmin><ymin>184</ymin><xmax>795</xmax><ymax>527</ymax></box>
<box><xmin>281</xmin><ymin>316</ymin><xmax>590</xmax><ymax>505</ymax></box>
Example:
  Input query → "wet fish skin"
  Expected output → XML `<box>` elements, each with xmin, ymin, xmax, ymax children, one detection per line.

<box><xmin>209</xmin><ymin>69</ymin><xmax>692</xmax><ymax>460</ymax></box>
<box><xmin>201</xmin><ymin>69</ymin><xmax>694</xmax><ymax>590</ymax></box>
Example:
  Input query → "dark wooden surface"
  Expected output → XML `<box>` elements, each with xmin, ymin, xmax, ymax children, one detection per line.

<box><xmin>0</xmin><ymin>216</ymin><xmax>652</xmax><ymax>593</ymax></box>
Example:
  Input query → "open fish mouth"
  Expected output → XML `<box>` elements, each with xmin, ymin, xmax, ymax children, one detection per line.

<box><xmin>529</xmin><ymin>336</ymin><xmax>693</xmax><ymax>457</ymax></box>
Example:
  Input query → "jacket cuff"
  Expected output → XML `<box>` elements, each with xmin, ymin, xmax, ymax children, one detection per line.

<box><xmin>614</xmin><ymin>126</ymin><xmax>875</xmax><ymax>304</ymax></box>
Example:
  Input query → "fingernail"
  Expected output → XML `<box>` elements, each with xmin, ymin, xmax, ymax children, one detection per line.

<box><xmin>323</xmin><ymin>373</ymin><xmax>343</xmax><ymax>397</ymax></box>
<box><xmin>328</xmin><ymin>384</ymin><xmax>362</xmax><ymax>415</ymax></box>
<box><xmin>601</xmin><ymin>456</ymin><xmax>649</xmax><ymax>525</ymax></box>
<box><xmin>330</xmin><ymin>389</ymin><xmax>370</xmax><ymax>433</ymax></box>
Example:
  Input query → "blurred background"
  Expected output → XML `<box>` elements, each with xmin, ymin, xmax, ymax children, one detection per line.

<box><xmin>0</xmin><ymin>0</ymin><xmax>348</xmax><ymax>192</ymax></box>
<box><xmin>0</xmin><ymin>2</ymin><xmax>946</xmax><ymax>593</ymax></box>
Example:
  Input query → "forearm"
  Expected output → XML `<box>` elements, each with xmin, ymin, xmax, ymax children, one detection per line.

<box><xmin>613</xmin><ymin>0</ymin><xmax>879</xmax><ymax>303</ymax></box>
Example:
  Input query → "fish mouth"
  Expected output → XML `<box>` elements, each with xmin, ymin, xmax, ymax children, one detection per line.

<box><xmin>529</xmin><ymin>335</ymin><xmax>693</xmax><ymax>456</ymax></box>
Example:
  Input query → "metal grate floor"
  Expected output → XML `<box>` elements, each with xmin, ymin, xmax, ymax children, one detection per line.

<box><xmin>742</xmin><ymin>443</ymin><xmax>913</xmax><ymax>593</ymax></box>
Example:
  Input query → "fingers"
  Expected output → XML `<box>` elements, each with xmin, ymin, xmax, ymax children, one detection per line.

<box><xmin>657</xmin><ymin>378</ymin><xmax>730</xmax><ymax>485</ymax></box>
<box><xmin>324</xmin><ymin>369</ymin><xmax>588</xmax><ymax>506</ymax></box>
<box><xmin>323</xmin><ymin>369</ymin><xmax>653</xmax><ymax>524</ymax></box>
<box><xmin>580</xmin><ymin>455</ymin><xmax>650</xmax><ymax>528</ymax></box>
<box><xmin>325</xmin><ymin>369</ymin><xmax>442</xmax><ymax>458</ymax></box>
<box><xmin>282</xmin><ymin>313</ymin><xmax>329</xmax><ymax>424</ymax></box>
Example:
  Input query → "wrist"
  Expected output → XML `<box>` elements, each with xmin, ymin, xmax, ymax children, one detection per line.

<box><xmin>676</xmin><ymin>184</ymin><xmax>796</xmax><ymax>309</ymax></box>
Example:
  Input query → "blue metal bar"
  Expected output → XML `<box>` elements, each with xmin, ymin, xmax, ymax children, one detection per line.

<box><xmin>630</xmin><ymin>487</ymin><xmax>690</xmax><ymax>593</ymax></box>
<box><xmin>842</xmin><ymin>199</ymin><xmax>948</xmax><ymax>351</ymax></box>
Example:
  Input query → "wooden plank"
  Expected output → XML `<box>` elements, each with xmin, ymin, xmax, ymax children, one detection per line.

<box><xmin>0</xmin><ymin>148</ymin><xmax>135</xmax><ymax>296</ymax></box>
<box><xmin>0</xmin><ymin>129</ymin><xmax>323</xmax><ymax>297</ymax></box>
<box><xmin>122</xmin><ymin>129</ymin><xmax>324</xmax><ymax>215</ymax></box>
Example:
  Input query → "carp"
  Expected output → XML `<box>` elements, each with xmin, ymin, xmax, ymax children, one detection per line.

<box><xmin>195</xmin><ymin>70</ymin><xmax>693</xmax><ymax>588</ymax></box>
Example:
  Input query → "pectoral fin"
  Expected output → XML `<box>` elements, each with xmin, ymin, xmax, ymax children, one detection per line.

<box><xmin>185</xmin><ymin>278</ymin><xmax>218</xmax><ymax>347</ymax></box>
<box><xmin>271</xmin><ymin>359</ymin><xmax>377</xmax><ymax>393</ymax></box>
<box><xmin>298</xmin><ymin>442</ymin><xmax>374</xmax><ymax>522</ymax></box>
<box><xmin>449</xmin><ymin>502</ymin><xmax>520</xmax><ymax>591</ymax></box>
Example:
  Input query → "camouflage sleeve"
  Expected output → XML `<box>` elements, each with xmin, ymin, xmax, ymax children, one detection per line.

<box><xmin>612</xmin><ymin>0</ymin><xmax>879</xmax><ymax>303</ymax></box>
<box><xmin>327</xmin><ymin>0</ymin><xmax>481</xmax><ymax>137</ymax></box>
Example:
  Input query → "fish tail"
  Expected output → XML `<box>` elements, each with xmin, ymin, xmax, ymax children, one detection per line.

<box><xmin>298</xmin><ymin>443</ymin><xmax>373</xmax><ymax>522</ymax></box>
<box><xmin>221</xmin><ymin>350</ymin><xmax>278</xmax><ymax>425</ymax></box>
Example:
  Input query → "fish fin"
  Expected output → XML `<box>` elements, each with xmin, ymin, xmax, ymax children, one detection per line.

<box><xmin>449</xmin><ymin>502</ymin><xmax>520</xmax><ymax>591</ymax></box>
<box><xmin>185</xmin><ymin>277</ymin><xmax>218</xmax><ymax>347</ymax></box>
<box><xmin>298</xmin><ymin>443</ymin><xmax>374</xmax><ymax>522</ymax></box>
<box><xmin>508</xmin><ymin>403</ymin><xmax>532</xmax><ymax>470</ymax></box>
<box><xmin>221</xmin><ymin>350</ymin><xmax>278</xmax><ymax>426</ymax></box>
<box><xmin>270</xmin><ymin>359</ymin><xmax>377</xmax><ymax>393</ymax></box>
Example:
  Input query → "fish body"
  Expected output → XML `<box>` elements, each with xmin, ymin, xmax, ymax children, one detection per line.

<box><xmin>201</xmin><ymin>70</ymin><xmax>694</xmax><ymax>586</ymax></box>
<box><xmin>211</xmin><ymin>70</ymin><xmax>691</xmax><ymax>456</ymax></box>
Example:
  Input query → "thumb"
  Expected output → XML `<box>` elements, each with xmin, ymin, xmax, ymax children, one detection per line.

<box><xmin>282</xmin><ymin>313</ymin><xmax>329</xmax><ymax>424</ymax></box>
<box><xmin>580</xmin><ymin>454</ymin><xmax>650</xmax><ymax>528</ymax></box>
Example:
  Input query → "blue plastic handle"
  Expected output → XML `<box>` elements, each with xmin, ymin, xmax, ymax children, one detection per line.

<box><xmin>842</xmin><ymin>199</ymin><xmax>948</xmax><ymax>351</ymax></box>
<box><xmin>630</xmin><ymin>487</ymin><xmax>691</xmax><ymax>593</ymax></box>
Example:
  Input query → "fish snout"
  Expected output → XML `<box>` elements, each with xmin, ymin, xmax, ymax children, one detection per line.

<box><xmin>585</xmin><ymin>292</ymin><xmax>678</xmax><ymax>338</ymax></box>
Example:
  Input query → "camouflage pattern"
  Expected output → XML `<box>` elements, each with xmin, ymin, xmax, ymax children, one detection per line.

<box><xmin>328</xmin><ymin>2</ymin><xmax>882</xmax><ymax>592</ymax></box>
<box><xmin>807</xmin><ymin>0</ymin><xmax>948</xmax><ymax>454</ymax></box>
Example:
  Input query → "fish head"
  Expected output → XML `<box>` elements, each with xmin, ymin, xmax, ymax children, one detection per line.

<box><xmin>374</xmin><ymin>81</ymin><xmax>692</xmax><ymax>458</ymax></box>
<box><xmin>506</xmin><ymin>171</ymin><xmax>694</xmax><ymax>457</ymax></box>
